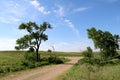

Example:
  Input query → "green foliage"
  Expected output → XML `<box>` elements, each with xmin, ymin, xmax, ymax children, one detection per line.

<box><xmin>82</xmin><ymin>51</ymin><xmax>89</xmax><ymax>58</ymax></box>
<box><xmin>77</xmin><ymin>58</ymin><xmax>100</xmax><ymax>65</ymax></box>
<box><xmin>47</xmin><ymin>49</ymin><xmax>52</xmax><ymax>53</ymax></box>
<box><xmin>0</xmin><ymin>51</ymin><xmax>76</xmax><ymax>74</ymax></box>
<box><xmin>87</xmin><ymin>27</ymin><xmax>119</xmax><ymax>60</ymax></box>
<box><xmin>114</xmin><ymin>54</ymin><xmax>120</xmax><ymax>59</ymax></box>
<box><xmin>82</xmin><ymin>47</ymin><xmax>93</xmax><ymax>59</ymax></box>
<box><xmin>0</xmin><ymin>65</ymin><xmax>25</xmax><ymax>73</ymax></box>
<box><xmin>15</xmin><ymin>21</ymin><xmax>52</xmax><ymax>61</ymax></box>
<box><xmin>57</xmin><ymin>63</ymin><xmax>120</xmax><ymax>80</ymax></box>
<box><xmin>24</xmin><ymin>52</ymin><xmax>37</xmax><ymax>62</ymax></box>
<box><xmin>48</xmin><ymin>56</ymin><xmax>64</xmax><ymax>64</ymax></box>
<box><xmin>21</xmin><ymin>52</ymin><xmax>50</xmax><ymax>68</ymax></box>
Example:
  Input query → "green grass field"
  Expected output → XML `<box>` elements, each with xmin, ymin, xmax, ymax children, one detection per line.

<box><xmin>56</xmin><ymin>63</ymin><xmax>120</xmax><ymax>80</ymax></box>
<box><xmin>0</xmin><ymin>51</ymin><xmax>23</xmax><ymax>66</ymax></box>
<box><xmin>0</xmin><ymin>51</ymin><xmax>81</xmax><ymax>64</ymax></box>
<box><xmin>0</xmin><ymin>51</ymin><xmax>81</xmax><ymax>65</ymax></box>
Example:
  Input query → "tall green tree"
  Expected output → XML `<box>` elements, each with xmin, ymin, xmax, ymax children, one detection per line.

<box><xmin>87</xmin><ymin>27</ymin><xmax>119</xmax><ymax>60</ymax></box>
<box><xmin>87</xmin><ymin>28</ymin><xmax>103</xmax><ymax>60</ymax></box>
<box><xmin>15</xmin><ymin>21</ymin><xmax>52</xmax><ymax>61</ymax></box>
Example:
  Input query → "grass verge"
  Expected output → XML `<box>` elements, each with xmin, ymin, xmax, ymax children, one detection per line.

<box><xmin>56</xmin><ymin>60</ymin><xmax>120</xmax><ymax>80</ymax></box>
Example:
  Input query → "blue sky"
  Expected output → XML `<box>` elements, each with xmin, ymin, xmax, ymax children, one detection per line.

<box><xmin>0</xmin><ymin>0</ymin><xmax>120</xmax><ymax>52</ymax></box>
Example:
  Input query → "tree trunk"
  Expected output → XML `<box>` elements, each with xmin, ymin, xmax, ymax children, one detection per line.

<box><xmin>100</xmin><ymin>48</ymin><xmax>102</xmax><ymax>61</ymax></box>
<box><xmin>36</xmin><ymin>48</ymin><xmax>40</xmax><ymax>61</ymax></box>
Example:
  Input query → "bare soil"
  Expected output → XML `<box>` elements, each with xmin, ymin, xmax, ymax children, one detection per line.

<box><xmin>3</xmin><ymin>57</ymin><xmax>81</xmax><ymax>80</ymax></box>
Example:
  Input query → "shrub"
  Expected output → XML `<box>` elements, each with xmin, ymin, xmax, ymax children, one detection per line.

<box><xmin>78</xmin><ymin>58</ymin><xmax>100</xmax><ymax>65</ymax></box>
<box><xmin>21</xmin><ymin>60</ymin><xmax>35</xmax><ymax>68</ymax></box>
<box><xmin>22</xmin><ymin>52</ymin><xmax>38</xmax><ymax>68</ymax></box>
<box><xmin>82</xmin><ymin>47</ymin><xmax>93</xmax><ymax>59</ymax></box>
<box><xmin>0</xmin><ymin>67</ymin><xmax>5</xmax><ymax>73</ymax></box>
<box><xmin>40</xmin><ymin>57</ymin><xmax>48</xmax><ymax>62</ymax></box>
<box><xmin>106</xmin><ymin>59</ymin><xmax>120</xmax><ymax>65</ymax></box>
<box><xmin>114</xmin><ymin>54</ymin><xmax>120</xmax><ymax>59</ymax></box>
<box><xmin>24</xmin><ymin>52</ymin><xmax>37</xmax><ymax>62</ymax></box>
<box><xmin>48</xmin><ymin>49</ymin><xmax>52</xmax><ymax>53</ymax></box>
<box><xmin>10</xmin><ymin>65</ymin><xmax>25</xmax><ymax>72</ymax></box>
<box><xmin>48</xmin><ymin>56</ymin><xmax>64</xmax><ymax>64</ymax></box>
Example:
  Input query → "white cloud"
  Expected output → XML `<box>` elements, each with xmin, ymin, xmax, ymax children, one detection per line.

<box><xmin>51</xmin><ymin>41</ymin><xmax>93</xmax><ymax>52</ymax></box>
<box><xmin>54</xmin><ymin>5</ymin><xmax>65</xmax><ymax>16</ymax></box>
<box><xmin>40</xmin><ymin>42</ymin><xmax>81</xmax><ymax>52</ymax></box>
<box><xmin>64</xmin><ymin>19</ymin><xmax>80</xmax><ymax>37</ymax></box>
<box><xmin>0</xmin><ymin>38</ymin><xmax>16</xmax><ymax>50</ymax></box>
<box><xmin>30</xmin><ymin>0</ymin><xmax>50</xmax><ymax>14</ymax></box>
<box><xmin>0</xmin><ymin>1</ymin><xmax>29</xmax><ymax>23</ymax></box>
<box><xmin>0</xmin><ymin>38</ymin><xmax>94</xmax><ymax>52</ymax></box>
<box><xmin>73</xmin><ymin>7</ymin><xmax>89</xmax><ymax>13</ymax></box>
<box><xmin>0</xmin><ymin>16</ymin><xmax>20</xmax><ymax>23</ymax></box>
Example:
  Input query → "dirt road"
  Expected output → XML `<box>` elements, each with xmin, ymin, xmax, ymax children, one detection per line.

<box><xmin>3</xmin><ymin>57</ymin><xmax>81</xmax><ymax>80</ymax></box>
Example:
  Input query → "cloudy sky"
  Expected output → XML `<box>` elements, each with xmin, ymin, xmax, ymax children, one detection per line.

<box><xmin>0</xmin><ymin>0</ymin><xmax>120</xmax><ymax>52</ymax></box>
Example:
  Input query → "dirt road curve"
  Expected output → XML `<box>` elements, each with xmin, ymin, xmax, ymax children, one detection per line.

<box><xmin>4</xmin><ymin>57</ymin><xmax>81</xmax><ymax>80</ymax></box>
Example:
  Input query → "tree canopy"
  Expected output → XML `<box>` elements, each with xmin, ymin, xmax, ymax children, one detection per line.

<box><xmin>87</xmin><ymin>27</ymin><xmax>119</xmax><ymax>60</ymax></box>
<box><xmin>15</xmin><ymin>21</ymin><xmax>52</xmax><ymax>61</ymax></box>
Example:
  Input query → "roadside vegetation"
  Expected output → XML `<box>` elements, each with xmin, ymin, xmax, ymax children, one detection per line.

<box><xmin>0</xmin><ymin>51</ymin><xmax>80</xmax><ymax>74</ymax></box>
<box><xmin>0</xmin><ymin>21</ymin><xmax>72</xmax><ymax>75</ymax></box>
<box><xmin>55</xmin><ymin>28</ymin><xmax>120</xmax><ymax>80</ymax></box>
<box><xmin>57</xmin><ymin>60</ymin><xmax>120</xmax><ymax>80</ymax></box>
<box><xmin>56</xmin><ymin>51</ymin><xmax>120</xmax><ymax>80</ymax></box>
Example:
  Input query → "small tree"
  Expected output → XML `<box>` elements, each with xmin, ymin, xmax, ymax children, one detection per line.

<box><xmin>82</xmin><ymin>47</ymin><xmax>93</xmax><ymax>59</ymax></box>
<box><xmin>82</xmin><ymin>47</ymin><xmax>93</xmax><ymax>80</ymax></box>
<box><xmin>15</xmin><ymin>21</ymin><xmax>52</xmax><ymax>61</ymax></box>
<box><xmin>87</xmin><ymin>47</ymin><xmax>93</xmax><ymax>59</ymax></box>
<box><xmin>48</xmin><ymin>49</ymin><xmax>52</xmax><ymax>53</ymax></box>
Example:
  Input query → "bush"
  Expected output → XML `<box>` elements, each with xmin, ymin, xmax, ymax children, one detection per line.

<box><xmin>82</xmin><ymin>47</ymin><xmax>93</xmax><ymax>59</ymax></box>
<box><xmin>78</xmin><ymin>58</ymin><xmax>100</xmax><ymax>65</ymax></box>
<box><xmin>0</xmin><ymin>67</ymin><xmax>5</xmax><ymax>73</ymax></box>
<box><xmin>106</xmin><ymin>59</ymin><xmax>120</xmax><ymax>65</ymax></box>
<box><xmin>48</xmin><ymin>56</ymin><xmax>64</xmax><ymax>64</ymax></box>
<box><xmin>79</xmin><ymin>57</ymin><xmax>120</xmax><ymax>66</ymax></box>
<box><xmin>48</xmin><ymin>49</ymin><xmax>52</xmax><ymax>53</ymax></box>
<box><xmin>0</xmin><ymin>65</ymin><xmax>25</xmax><ymax>73</ymax></box>
<box><xmin>114</xmin><ymin>54</ymin><xmax>120</xmax><ymax>59</ymax></box>
<box><xmin>22</xmin><ymin>52</ymin><xmax>38</xmax><ymax>68</ymax></box>
<box><xmin>35</xmin><ymin>61</ymin><xmax>49</xmax><ymax>67</ymax></box>
<box><xmin>40</xmin><ymin>57</ymin><xmax>48</xmax><ymax>62</ymax></box>
<box><xmin>24</xmin><ymin>52</ymin><xmax>37</xmax><ymax>62</ymax></box>
<box><xmin>10</xmin><ymin>65</ymin><xmax>25</xmax><ymax>72</ymax></box>
<box><xmin>21</xmin><ymin>60</ymin><xmax>35</xmax><ymax>68</ymax></box>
